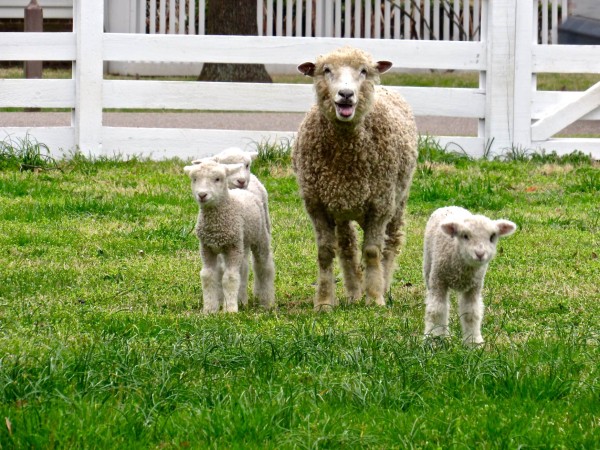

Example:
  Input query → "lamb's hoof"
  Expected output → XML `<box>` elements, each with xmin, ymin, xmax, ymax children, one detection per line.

<box><xmin>313</xmin><ymin>302</ymin><xmax>335</xmax><ymax>313</ymax></box>
<box><xmin>463</xmin><ymin>338</ymin><xmax>485</xmax><ymax>348</ymax></box>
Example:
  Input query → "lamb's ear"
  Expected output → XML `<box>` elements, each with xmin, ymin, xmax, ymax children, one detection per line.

<box><xmin>191</xmin><ymin>158</ymin><xmax>209</xmax><ymax>165</ymax></box>
<box><xmin>247</xmin><ymin>151</ymin><xmax>259</xmax><ymax>161</ymax></box>
<box><xmin>376</xmin><ymin>61</ymin><xmax>393</xmax><ymax>74</ymax></box>
<box><xmin>183</xmin><ymin>165</ymin><xmax>195</xmax><ymax>175</ymax></box>
<box><xmin>298</xmin><ymin>62</ymin><xmax>316</xmax><ymax>77</ymax></box>
<box><xmin>440</xmin><ymin>220</ymin><xmax>461</xmax><ymax>237</ymax></box>
<box><xmin>495</xmin><ymin>220</ymin><xmax>517</xmax><ymax>237</ymax></box>
<box><xmin>224</xmin><ymin>163</ymin><xmax>244</xmax><ymax>176</ymax></box>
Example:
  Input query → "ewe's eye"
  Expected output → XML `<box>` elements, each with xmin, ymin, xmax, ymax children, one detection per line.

<box><xmin>215</xmin><ymin>177</ymin><xmax>221</xmax><ymax>182</ymax></box>
<box><xmin>462</xmin><ymin>234</ymin><xmax>469</xmax><ymax>240</ymax></box>
<box><xmin>360</xmin><ymin>68</ymin><xmax>368</xmax><ymax>76</ymax></box>
<box><xmin>323</xmin><ymin>67</ymin><xmax>331</xmax><ymax>75</ymax></box>
<box><xmin>490</xmin><ymin>233</ymin><xmax>497</xmax><ymax>242</ymax></box>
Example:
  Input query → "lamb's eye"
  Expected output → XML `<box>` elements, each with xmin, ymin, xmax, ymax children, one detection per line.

<box><xmin>215</xmin><ymin>177</ymin><xmax>221</xmax><ymax>182</ymax></box>
<box><xmin>490</xmin><ymin>233</ymin><xmax>497</xmax><ymax>242</ymax></box>
<box><xmin>462</xmin><ymin>234</ymin><xmax>469</xmax><ymax>240</ymax></box>
<box><xmin>246</xmin><ymin>164</ymin><xmax>250</xmax><ymax>169</ymax></box>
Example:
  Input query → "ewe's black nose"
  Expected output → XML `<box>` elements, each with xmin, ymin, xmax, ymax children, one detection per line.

<box><xmin>338</xmin><ymin>89</ymin><xmax>354</xmax><ymax>100</ymax></box>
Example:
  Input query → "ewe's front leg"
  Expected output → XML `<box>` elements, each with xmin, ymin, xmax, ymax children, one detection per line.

<box><xmin>336</xmin><ymin>221</ymin><xmax>363</xmax><ymax>303</ymax></box>
<box><xmin>382</xmin><ymin>210</ymin><xmax>406</xmax><ymax>293</ymax></box>
<box><xmin>424</xmin><ymin>286</ymin><xmax>450</xmax><ymax>338</ymax></box>
<box><xmin>200</xmin><ymin>247</ymin><xmax>222</xmax><ymax>313</ymax></box>
<box><xmin>363</xmin><ymin>218</ymin><xmax>388</xmax><ymax>306</ymax></box>
<box><xmin>308</xmin><ymin>208</ymin><xmax>337</xmax><ymax>311</ymax></box>
<box><xmin>459</xmin><ymin>288</ymin><xmax>485</xmax><ymax>347</ymax></box>
<box><xmin>221</xmin><ymin>248</ymin><xmax>245</xmax><ymax>313</ymax></box>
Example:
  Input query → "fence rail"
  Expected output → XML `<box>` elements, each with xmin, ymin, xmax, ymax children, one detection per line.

<box><xmin>0</xmin><ymin>0</ymin><xmax>599</xmax><ymax>160</ymax></box>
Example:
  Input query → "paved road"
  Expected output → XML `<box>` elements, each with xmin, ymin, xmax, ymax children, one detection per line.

<box><xmin>1</xmin><ymin>111</ymin><xmax>597</xmax><ymax>137</ymax></box>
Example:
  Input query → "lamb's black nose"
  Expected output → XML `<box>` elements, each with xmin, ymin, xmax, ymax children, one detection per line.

<box><xmin>338</xmin><ymin>89</ymin><xmax>354</xmax><ymax>100</ymax></box>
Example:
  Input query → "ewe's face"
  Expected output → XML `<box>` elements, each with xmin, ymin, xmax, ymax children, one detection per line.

<box><xmin>298</xmin><ymin>49</ymin><xmax>392</xmax><ymax>123</ymax></box>
<box><xmin>441</xmin><ymin>217</ymin><xmax>517</xmax><ymax>267</ymax></box>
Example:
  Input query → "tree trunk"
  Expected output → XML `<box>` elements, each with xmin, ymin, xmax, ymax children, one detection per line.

<box><xmin>198</xmin><ymin>0</ymin><xmax>272</xmax><ymax>83</ymax></box>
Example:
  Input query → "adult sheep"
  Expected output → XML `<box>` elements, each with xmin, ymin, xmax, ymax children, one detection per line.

<box><xmin>292</xmin><ymin>47</ymin><xmax>418</xmax><ymax>310</ymax></box>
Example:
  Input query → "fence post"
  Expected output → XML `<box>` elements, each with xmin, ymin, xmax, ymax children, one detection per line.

<box><xmin>513</xmin><ymin>0</ymin><xmax>536</xmax><ymax>150</ymax></box>
<box><xmin>484</xmin><ymin>0</ymin><xmax>517</xmax><ymax>154</ymax></box>
<box><xmin>72</xmin><ymin>0</ymin><xmax>104</xmax><ymax>155</ymax></box>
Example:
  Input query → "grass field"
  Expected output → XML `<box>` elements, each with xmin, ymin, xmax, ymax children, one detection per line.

<box><xmin>1</xmin><ymin>138</ymin><xmax>599</xmax><ymax>448</ymax></box>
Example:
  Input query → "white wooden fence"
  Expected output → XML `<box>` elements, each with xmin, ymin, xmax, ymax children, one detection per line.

<box><xmin>0</xmin><ymin>0</ymin><xmax>599</xmax><ymax>160</ymax></box>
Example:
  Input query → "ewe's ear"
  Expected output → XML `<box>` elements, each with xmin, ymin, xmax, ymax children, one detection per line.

<box><xmin>298</xmin><ymin>62</ymin><xmax>316</xmax><ymax>77</ymax></box>
<box><xmin>224</xmin><ymin>163</ymin><xmax>244</xmax><ymax>176</ymax></box>
<box><xmin>376</xmin><ymin>61</ymin><xmax>393</xmax><ymax>74</ymax></box>
<box><xmin>495</xmin><ymin>220</ymin><xmax>517</xmax><ymax>237</ymax></box>
<box><xmin>440</xmin><ymin>221</ymin><xmax>460</xmax><ymax>237</ymax></box>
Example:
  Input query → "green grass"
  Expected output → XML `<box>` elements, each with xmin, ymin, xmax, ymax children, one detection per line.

<box><xmin>1</xmin><ymin>139</ymin><xmax>599</xmax><ymax>448</ymax></box>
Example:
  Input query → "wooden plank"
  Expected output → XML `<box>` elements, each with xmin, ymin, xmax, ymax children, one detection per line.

<box><xmin>531</xmin><ymin>139</ymin><xmax>600</xmax><ymax>159</ymax></box>
<box><xmin>102</xmin><ymin>127</ymin><xmax>297</xmax><ymax>160</ymax></box>
<box><xmin>434</xmin><ymin>136</ymin><xmax>487</xmax><ymax>158</ymax></box>
<box><xmin>1</xmin><ymin>127</ymin><xmax>75</xmax><ymax>158</ymax></box>
<box><xmin>532</xmin><ymin>82</ymin><xmax>600</xmax><ymax>140</ymax></box>
<box><xmin>533</xmin><ymin>91</ymin><xmax>600</xmax><ymax>120</ymax></box>
<box><xmin>0</xmin><ymin>79</ymin><xmax>74</xmax><ymax>108</ymax></box>
<box><xmin>533</xmin><ymin>45</ymin><xmax>600</xmax><ymax>73</ymax></box>
<box><xmin>0</xmin><ymin>32</ymin><xmax>75</xmax><ymax>60</ymax></box>
<box><xmin>102</xmin><ymin>34</ymin><xmax>486</xmax><ymax>70</ymax></box>
<box><xmin>102</xmin><ymin>80</ymin><xmax>485</xmax><ymax>118</ymax></box>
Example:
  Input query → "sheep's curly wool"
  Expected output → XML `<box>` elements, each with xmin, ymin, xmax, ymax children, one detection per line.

<box><xmin>292</xmin><ymin>47</ymin><xmax>418</xmax><ymax>309</ymax></box>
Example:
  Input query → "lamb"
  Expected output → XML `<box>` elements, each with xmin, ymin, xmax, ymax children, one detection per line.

<box><xmin>193</xmin><ymin>147</ymin><xmax>271</xmax><ymax>232</ymax></box>
<box><xmin>423</xmin><ymin>206</ymin><xmax>517</xmax><ymax>346</ymax></box>
<box><xmin>184</xmin><ymin>160</ymin><xmax>275</xmax><ymax>313</ymax></box>
<box><xmin>292</xmin><ymin>47</ymin><xmax>418</xmax><ymax>310</ymax></box>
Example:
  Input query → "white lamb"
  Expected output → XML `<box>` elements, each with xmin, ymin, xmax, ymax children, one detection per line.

<box><xmin>193</xmin><ymin>147</ymin><xmax>271</xmax><ymax>232</ymax></box>
<box><xmin>184</xmin><ymin>160</ymin><xmax>275</xmax><ymax>313</ymax></box>
<box><xmin>423</xmin><ymin>206</ymin><xmax>517</xmax><ymax>346</ymax></box>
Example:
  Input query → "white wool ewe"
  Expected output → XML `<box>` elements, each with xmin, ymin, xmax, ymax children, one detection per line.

<box><xmin>292</xmin><ymin>47</ymin><xmax>418</xmax><ymax>310</ymax></box>
<box><xmin>193</xmin><ymin>147</ymin><xmax>271</xmax><ymax>232</ymax></box>
<box><xmin>184</xmin><ymin>160</ymin><xmax>275</xmax><ymax>313</ymax></box>
<box><xmin>423</xmin><ymin>206</ymin><xmax>517</xmax><ymax>345</ymax></box>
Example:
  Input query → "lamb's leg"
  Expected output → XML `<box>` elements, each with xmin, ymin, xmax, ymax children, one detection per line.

<box><xmin>238</xmin><ymin>249</ymin><xmax>250</xmax><ymax>308</ymax></box>
<box><xmin>424</xmin><ymin>286</ymin><xmax>450</xmax><ymax>338</ymax></box>
<box><xmin>307</xmin><ymin>207</ymin><xmax>337</xmax><ymax>311</ymax></box>
<box><xmin>363</xmin><ymin>218</ymin><xmax>388</xmax><ymax>306</ymax></box>
<box><xmin>200</xmin><ymin>247</ymin><xmax>221</xmax><ymax>313</ymax></box>
<box><xmin>458</xmin><ymin>288</ymin><xmax>485</xmax><ymax>346</ymax></box>
<box><xmin>221</xmin><ymin>248</ymin><xmax>244</xmax><ymax>313</ymax></box>
<box><xmin>252</xmin><ymin>244</ymin><xmax>276</xmax><ymax>310</ymax></box>
<box><xmin>336</xmin><ymin>221</ymin><xmax>363</xmax><ymax>302</ymax></box>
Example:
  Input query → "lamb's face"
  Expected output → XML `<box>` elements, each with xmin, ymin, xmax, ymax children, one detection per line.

<box><xmin>214</xmin><ymin>151</ymin><xmax>257</xmax><ymax>189</ymax></box>
<box><xmin>192</xmin><ymin>149</ymin><xmax>258</xmax><ymax>190</ymax></box>
<box><xmin>184</xmin><ymin>161</ymin><xmax>233</xmax><ymax>207</ymax></box>
<box><xmin>441</xmin><ymin>217</ymin><xmax>517</xmax><ymax>268</ymax></box>
<box><xmin>298</xmin><ymin>47</ymin><xmax>392</xmax><ymax>124</ymax></box>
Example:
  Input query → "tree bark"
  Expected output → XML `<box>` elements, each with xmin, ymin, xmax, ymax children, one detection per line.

<box><xmin>198</xmin><ymin>0</ymin><xmax>272</xmax><ymax>83</ymax></box>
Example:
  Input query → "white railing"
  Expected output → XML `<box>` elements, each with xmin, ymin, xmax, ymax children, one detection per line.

<box><xmin>0</xmin><ymin>0</ymin><xmax>599</xmax><ymax>160</ymax></box>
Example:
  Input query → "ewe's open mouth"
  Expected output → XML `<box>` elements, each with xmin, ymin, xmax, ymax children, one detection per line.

<box><xmin>335</xmin><ymin>102</ymin><xmax>356</xmax><ymax>119</ymax></box>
